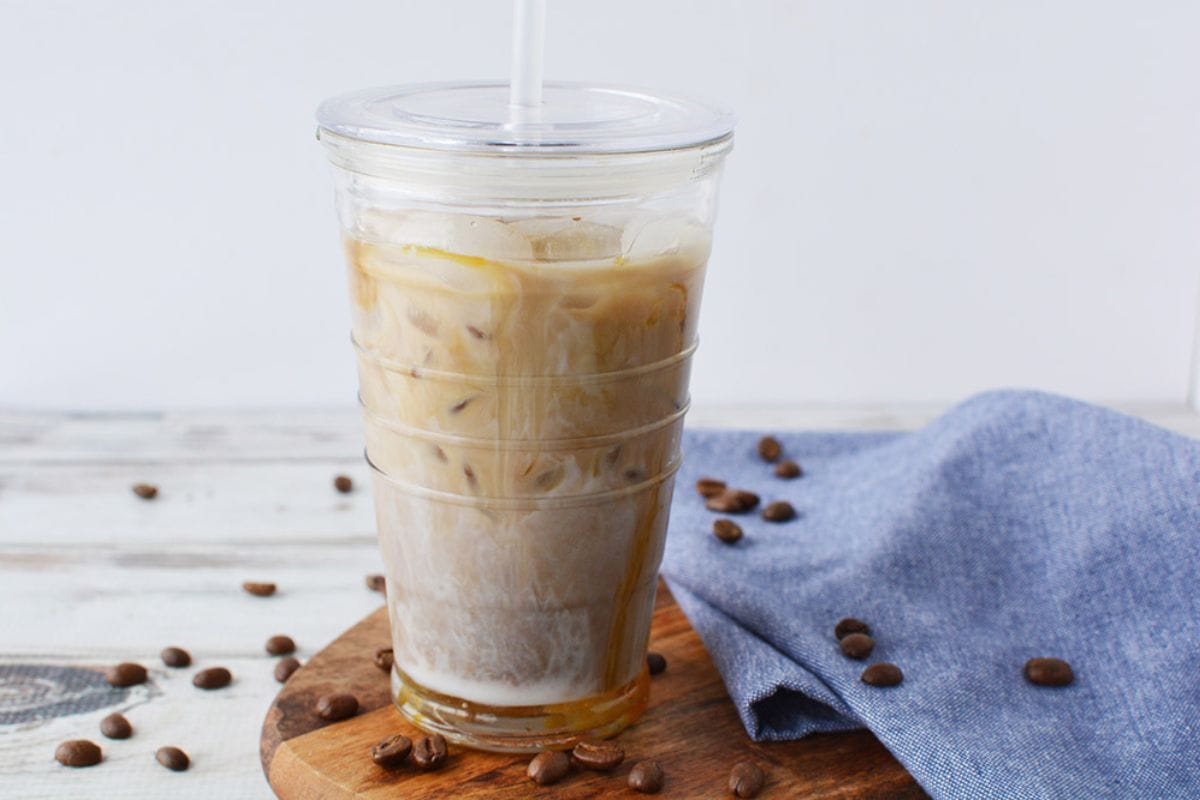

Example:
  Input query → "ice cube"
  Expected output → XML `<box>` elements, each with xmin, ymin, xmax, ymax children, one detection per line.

<box><xmin>356</xmin><ymin>210</ymin><xmax>535</xmax><ymax>261</ymax></box>
<box><xmin>510</xmin><ymin>218</ymin><xmax>623</xmax><ymax>262</ymax></box>
<box><xmin>620</xmin><ymin>215</ymin><xmax>711</xmax><ymax>261</ymax></box>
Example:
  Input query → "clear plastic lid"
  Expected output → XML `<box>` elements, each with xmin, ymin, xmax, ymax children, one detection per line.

<box><xmin>316</xmin><ymin>81</ymin><xmax>734</xmax><ymax>155</ymax></box>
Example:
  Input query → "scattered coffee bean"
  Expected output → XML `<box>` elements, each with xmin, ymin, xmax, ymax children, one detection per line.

<box><xmin>1024</xmin><ymin>657</ymin><xmax>1074</xmax><ymax>687</ymax></box>
<box><xmin>265</xmin><ymin>635</ymin><xmax>296</xmax><ymax>656</ymax></box>
<box><xmin>728</xmin><ymin>761</ymin><xmax>766</xmax><ymax>798</ymax></box>
<box><xmin>774</xmin><ymin>460</ymin><xmax>803</xmax><ymax>479</ymax></box>
<box><xmin>334</xmin><ymin>474</ymin><xmax>354</xmax><ymax>493</ymax></box>
<box><xmin>105</xmin><ymin>662</ymin><xmax>147</xmax><ymax>688</ymax></box>
<box><xmin>371</xmin><ymin>734</ymin><xmax>413</xmax><ymax>769</ymax></box>
<box><xmin>412</xmin><ymin>733</ymin><xmax>448</xmax><ymax>769</ymax></box>
<box><xmin>274</xmin><ymin>656</ymin><xmax>301</xmax><ymax>683</ymax></box>
<box><xmin>757</xmin><ymin>436</ymin><xmax>782</xmax><ymax>463</ymax></box>
<box><xmin>571</xmin><ymin>739</ymin><xmax>624</xmax><ymax>771</ymax></box>
<box><xmin>646</xmin><ymin>651</ymin><xmax>667</xmax><ymax>676</ymax></box>
<box><xmin>99</xmin><ymin>713</ymin><xmax>132</xmax><ymax>740</ymax></box>
<box><xmin>131</xmin><ymin>483</ymin><xmax>158</xmax><ymax>500</ymax></box>
<box><xmin>527</xmin><ymin>750</ymin><xmax>570</xmax><ymax>785</ymax></box>
<box><xmin>55</xmin><ymin>739</ymin><xmax>101</xmax><ymax>768</ymax></box>
<box><xmin>155</xmin><ymin>746</ymin><xmax>190</xmax><ymax>772</ymax></box>
<box><xmin>373</xmin><ymin>647</ymin><xmax>394</xmax><ymax>673</ymax></box>
<box><xmin>315</xmin><ymin>692</ymin><xmax>358</xmax><ymax>721</ymax></box>
<box><xmin>160</xmin><ymin>646</ymin><xmax>191</xmax><ymax>668</ymax></box>
<box><xmin>713</xmin><ymin>518</ymin><xmax>743</xmax><ymax>544</ymax></box>
<box><xmin>242</xmin><ymin>581</ymin><xmax>276</xmax><ymax>597</ymax></box>
<box><xmin>761</xmin><ymin>500</ymin><xmax>796</xmax><ymax>522</ymax></box>
<box><xmin>834</xmin><ymin>617</ymin><xmax>870</xmax><ymax>640</ymax></box>
<box><xmin>839</xmin><ymin>633</ymin><xmax>875</xmax><ymax>660</ymax></box>
<box><xmin>192</xmin><ymin>667</ymin><xmax>232</xmax><ymax>690</ymax></box>
<box><xmin>696</xmin><ymin>477</ymin><xmax>727</xmax><ymax>498</ymax></box>
<box><xmin>628</xmin><ymin>759</ymin><xmax>665</xmax><ymax>794</ymax></box>
<box><xmin>365</xmin><ymin>574</ymin><xmax>386</xmax><ymax>593</ymax></box>
<box><xmin>705</xmin><ymin>489</ymin><xmax>760</xmax><ymax>514</ymax></box>
<box><xmin>861</xmin><ymin>663</ymin><xmax>903</xmax><ymax>687</ymax></box>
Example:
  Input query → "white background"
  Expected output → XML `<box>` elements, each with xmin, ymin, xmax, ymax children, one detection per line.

<box><xmin>2</xmin><ymin>0</ymin><xmax>1199</xmax><ymax>412</ymax></box>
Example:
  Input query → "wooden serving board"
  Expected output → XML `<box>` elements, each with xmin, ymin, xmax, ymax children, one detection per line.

<box><xmin>260</xmin><ymin>582</ymin><xmax>926</xmax><ymax>799</ymax></box>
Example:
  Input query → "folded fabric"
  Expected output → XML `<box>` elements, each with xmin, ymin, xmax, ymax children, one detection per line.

<box><xmin>661</xmin><ymin>390</ymin><xmax>1200</xmax><ymax>800</ymax></box>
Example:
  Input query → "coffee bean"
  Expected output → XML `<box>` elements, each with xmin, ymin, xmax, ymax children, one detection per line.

<box><xmin>55</xmin><ymin>739</ymin><xmax>101</xmax><ymax>768</ymax></box>
<box><xmin>834</xmin><ymin>617</ymin><xmax>870</xmax><ymax>640</ymax></box>
<box><xmin>1024</xmin><ymin>657</ymin><xmax>1074</xmax><ymax>687</ymax></box>
<box><xmin>761</xmin><ymin>501</ymin><xmax>796</xmax><ymax>522</ymax></box>
<box><xmin>713</xmin><ymin>518</ymin><xmax>743</xmax><ymax>544</ymax></box>
<box><xmin>371</xmin><ymin>734</ymin><xmax>413</xmax><ymax>769</ymax></box>
<box><xmin>774</xmin><ymin>460</ymin><xmax>803</xmax><ymax>479</ymax></box>
<box><xmin>527</xmin><ymin>750</ymin><xmax>570</xmax><ymax>785</ymax></box>
<box><xmin>99</xmin><ymin>713</ymin><xmax>132</xmax><ymax>740</ymax></box>
<box><xmin>861</xmin><ymin>663</ymin><xmax>903</xmax><ymax>687</ymax></box>
<box><xmin>365</xmin><ymin>574</ymin><xmax>386</xmax><ymax>594</ymax></box>
<box><xmin>105</xmin><ymin>662</ymin><xmax>147</xmax><ymax>688</ymax></box>
<box><xmin>155</xmin><ymin>746</ymin><xmax>189</xmax><ymax>772</ymax></box>
<box><xmin>242</xmin><ymin>581</ymin><xmax>276</xmax><ymax>597</ymax></box>
<box><xmin>728</xmin><ymin>761</ymin><xmax>766</xmax><ymax>798</ymax></box>
<box><xmin>274</xmin><ymin>656</ymin><xmax>301</xmax><ymax>683</ymax></box>
<box><xmin>131</xmin><ymin>483</ymin><xmax>158</xmax><ymax>500</ymax></box>
<box><xmin>265</xmin><ymin>635</ymin><xmax>296</xmax><ymax>656</ymax></box>
<box><xmin>705</xmin><ymin>489</ymin><xmax>760</xmax><ymax>514</ymax></box>
<box><xmin>628</xmin><ymin>759</ymin><xmax>665</xmax><ymax>794</ymax></box>
<box><xmin>839</xmin><ymin>633</ymin><xmax>875</xmax><ymax>660</ymax></box>
<box><xmin>315</xmin><ymin>692</ymin><xmax>358</xmax><ymax>721</ymax></box>
<box><xmin>646</xmin><ymin>651</ymin><xmax>667</xmax><ymax>676</ymax></box>
<box><xmin>373</xmin><ymin>647</ymin><xmax>394</xmax><ymax>673</ymax></box>
<box><xmin>571</xmin><ymin>739</ymin><xmax>624</xmax><ymax>771</ymax></box>
<box><xmin>412</xmin><ymin>733</ymin><xmax>448</xmax><ymax>769</ymax></box>
<box><xmin>757</xmin><ymin>436</ymin><xmax>782</xmax><ymax>463</ymax></box>
<box><xmin>160</xmin><ymin>647</ymin><xmax>191</xmax><ymax>668</ymax></box>
<box><xmin>192</xmin><ymin>667</ymin><xmax>232</xmax><ymax>690</ymax></box>
<box><xmin>334</xmin><ymin>474</ymin><xmax>354</xmax><ymax>493</ymax></box>
<box><xmin>696</xmin><ymin>477</ymin><xmax>727</xmax><ymax>498</ymax></box>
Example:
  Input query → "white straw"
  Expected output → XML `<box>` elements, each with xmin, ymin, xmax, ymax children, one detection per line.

<box><xmin>509</xmin><ymin>0</ymin><xmax>546</xmax><ymax>113</ymax></box>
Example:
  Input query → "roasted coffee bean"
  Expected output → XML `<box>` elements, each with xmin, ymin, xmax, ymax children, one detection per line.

<box><xmin>242</xmin><ymin>581</ymin><xmax>276</xmax><ymax>597</ymax></box>
<box><xmin>728</xmin><ymin>761</ymin><xmax>766</xmax><ymax>798</ymax></box>
<box><xmin>1024</xmin><ymin>657</ymin><xmax>1074</xmax><ymax>687</ymax></box>
<box><xmin>131</xmin><ymin>483</ymin><xmax>158</xmax><ymax>500</ymax></box>
<box><xmin>696</xmin><ymin>477</ymin><xmax>727</xmax><ymax>498</ymax></box>
<box><xmin>274</xmin><ymin>656</ymin><xmax>301</xmax><ymax>683</ymax></box>
<box><xmin>373</xmin><ymin>647</ymin><xmax>394</xmax><ymax>673</ymax></box>
<box><xmin>160</xmin><ymin>646</ymin><xmax>191</xmax><ymax>668</ymax></box>
<box><xmin>265</xmin><ymin>635</ymin><xmax>295</xmax><ymax>656</ymax></box>
<box><xmin>774</xmin><ymin>459</ymin><xmax>803</xmax><ymax>479</ymax></box>
<box><xmin>861</xmin><ymin>663</ymin><xmax>904</xmax><ymax>687</ymax></box>
<box><xmin>315</xmin><ymin>692</ymin><xmax>358</xmax><ymax>721</ymax></box>
<box><xmin>761</xmin><ymin>501</ymin><xmax>796</xmax><ymax>522</ymax></box>
<box><xmin>365</xmin><ymin>574</ymin><xmax>386</xmax><ymax>594</ymax></box>
<box><xmin>334</xmin><ymin>474</ymin><xmax>354</xmax><ymax>493</ymax></box>
<box><xmin>527</xmin><ymin>750</ymin><xmax>570</xmax><ymax>785</ymax></box>
<box><xmin>99</xmin><ymin>713</ymin><xmax>132</xmax><ymax>740</ymax></box>
<box><xmin>646</xmin><ymin>651</ymin><xmax>667</xmax><ymax>676</ymax></box>
<box><xmin>834</xmin><ymin>617</ymin><xmax>870</xmax><ymax>640</ymax></box>
<box><xmin>571</xmin><ymin>739</ymin><xmax>624</xmax><ymax>771</ymax></box>
<box><xmin>705</xmin><ymin>489</ymin><xmax>760</xmax><ymax>514</ymax></box>
<box><xmin>55</xmin><ymin>739</ymin><xmax>101</xmax><ymax>768</ymax></box>
<box><xmin>192</xmin><ymin>667</ymin><xmax>232</xmax><ymax>690</ymax></box>
<box><xmin>628</xmin><ymin>759</ymin><xmax>665</xmax><ymax>793</ymax></box>
<box><xmin>412</xmin><ymin>733</ymin><xmax>448</xmax><ymax>769</ymax></box>
<box><xmin>105</xmin><ymin>662</ymin><xmax>147</xmax><ymax>687</ymax></box>
<box><xmin>839</xmin><ymin>633</ymin><xmax>875</xmax><ymax>660</ymax></box>
<box><xmin>155</xmin><ymin>746</ymin><xmax>190</xmax><ymax>772</ymax></box>
<box><xmin>371</xmin><ymin>734</ymin><xmax>413</xmax><ymax>769</ymax></box>
<box><xmin>713</xmin><ymin>518</ymin><xmax>744</xmax><ymax>544</ymax></box>
<box><xmin>757</xmin><ymin>436</ymin><xmax>782</xmax><ymax>463</ymax></box>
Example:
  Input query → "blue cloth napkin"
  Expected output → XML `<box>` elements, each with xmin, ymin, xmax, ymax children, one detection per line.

<box><xmin>661</xmin><ymin>390</ymin><xmax>1200</xmax><ymax>799</ymax></box>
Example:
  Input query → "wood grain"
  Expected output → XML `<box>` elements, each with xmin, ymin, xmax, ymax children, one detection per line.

<box><xmin>261</xmin><ymin>584</ymin><xmax>926</xmax><ymax>799</ymax></box>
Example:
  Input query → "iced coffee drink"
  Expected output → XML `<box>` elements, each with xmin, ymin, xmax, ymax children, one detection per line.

<box><xmin>318</xmin><ymin>82</ymin><xmax>732</xmax><ymax>751</ymax></box>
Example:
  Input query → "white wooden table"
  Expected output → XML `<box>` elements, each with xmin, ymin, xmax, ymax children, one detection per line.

<box><xmin>3</xmin><ymin>405</ymin><xmax>1198</xmax><ymax>798</ymax></box>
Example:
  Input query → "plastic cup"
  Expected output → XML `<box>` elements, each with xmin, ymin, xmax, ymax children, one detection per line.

<box><xmin>317</xmin><ymin>82</ymin><xmax>733</xmax><ymax>751</ymax></box>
